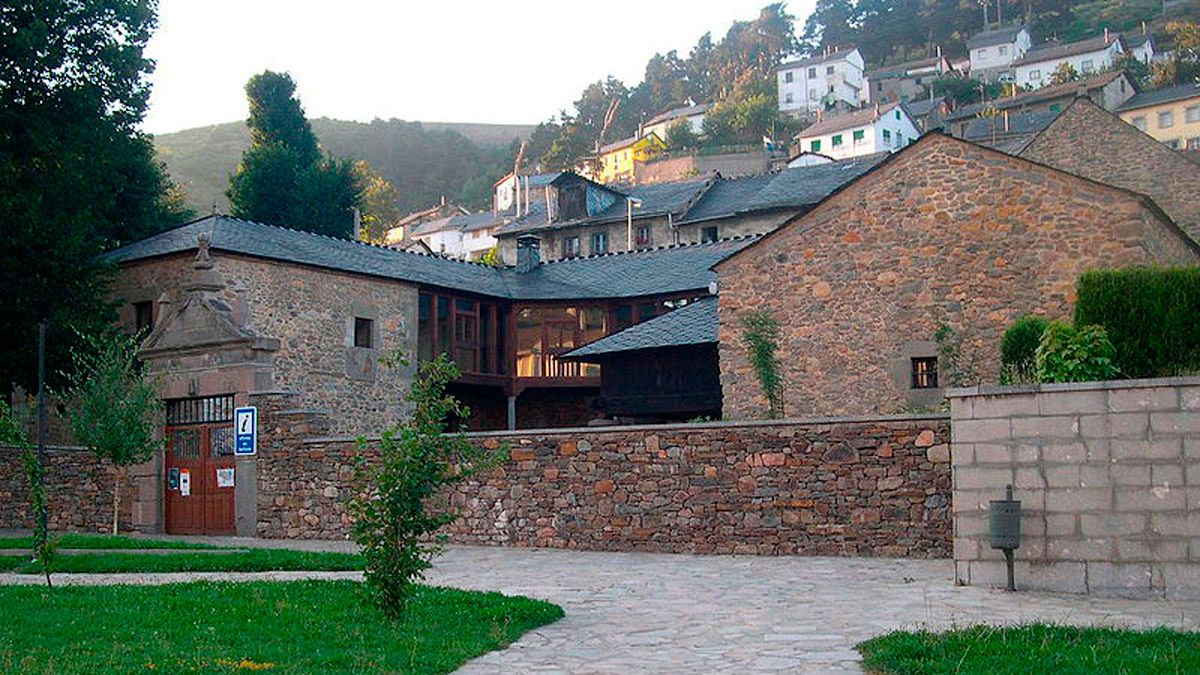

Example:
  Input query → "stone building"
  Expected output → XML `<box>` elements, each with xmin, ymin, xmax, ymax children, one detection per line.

<box><xmin>714</xmin><ymin>132</ymin><xmax>1200</xmax><ymax>419</ymax></box>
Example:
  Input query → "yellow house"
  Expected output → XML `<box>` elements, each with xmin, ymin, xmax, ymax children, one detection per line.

<box><xmin>1117</xmin><ymin>82</ymin><xmax>1200</xmax><ymax>150</ymax></box>
<box><xmin>595</xmin><ymin>132</ymin><xmax>667</xmax><ymax>184</ymax></box>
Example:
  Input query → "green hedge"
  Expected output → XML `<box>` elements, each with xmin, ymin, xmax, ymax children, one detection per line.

<box><xmin>1074</xmin><ymin>267</ymin><xmax>1200</xmax><ymax>378</ymax></box>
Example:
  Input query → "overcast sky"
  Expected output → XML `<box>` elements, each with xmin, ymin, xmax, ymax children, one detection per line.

<box><xmin>142</xmin><ymin>0</ymin><xmax>816</xmax><ymax>134</ymax></box>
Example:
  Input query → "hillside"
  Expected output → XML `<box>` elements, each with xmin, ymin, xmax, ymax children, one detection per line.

<box><xmin>154</xmin><ymin>118</ymin><xmax>534</xmax><ymax>213</ymax></box>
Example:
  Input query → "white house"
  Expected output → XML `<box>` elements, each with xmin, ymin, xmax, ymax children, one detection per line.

<box><xmin>1014</xmin><ymin>32</ymin><xmax>1124</xmax><ymax>89</ymax></box>
<box><xmin>641</xmin><ymin>103</ymin><xmax>709</xmax><ymax>143</ymax></box>
<box><xmin>408</xmin><ymin>212</ymin><xmax>504</xmax><ymax>261</ymax></box>
<box><xmin>777</xmin><ymin>47</ymin><xmax>865</xmax><ymax>115</ymax></box>
<box><xmin>1126</xmin><ymin>32</ymin><xmax>1156</xmax><ymax>64</ymax></box>
<box><xmin>795</xmin><ymin>102</ymin><xmax>920</xmax><ymax>160</ymax></box>
<box><xmin>493</xmin><ymin>172</ymin><xmax>560</xmax><ymax>213</ymax></box>
<box><xmin>966</xmin><ymin>24</ymin><xmax>1032</xmax><ymax>82</ymax></box>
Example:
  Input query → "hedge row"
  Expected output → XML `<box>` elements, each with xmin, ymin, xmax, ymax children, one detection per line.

<box><xmin>1074</xmin><ymin>267</ymin><xmax>1200</xmax><ymax>378</ymax></box>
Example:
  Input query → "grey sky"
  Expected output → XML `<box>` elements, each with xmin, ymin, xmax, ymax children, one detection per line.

<box><xmin>142</xmin><ymin>0</ymin><xmax>815</xmax><ymax>134</ymax></box>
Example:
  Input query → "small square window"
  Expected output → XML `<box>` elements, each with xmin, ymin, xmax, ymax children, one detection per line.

<box><xmin>998</xmin><ymin>46</ymin><xmax>1008</xmax><ymax>56</ymax></box>
<box><xmin>700</xmin><ymin>226</ymin><xmax>718</xmax><ymax>243</ymax></box>
<box><xmin>810</xmin><ymin>139</ymin><xmax>822</xmax><ymax>152</ymax></box>
<box><xmin>134</xmin><ymin>301</ymin><xmax>154</xmax><ymax>334</ymax></box>
<box><xmin>1081</xmin><ymin>59</ymin><xmax>1094</xmax><ymax>73</ymax></box>
<box><xmin>1186</xmin><ymin>106</ymin><xmax>1200</xmax><ymax>123</ymax></box>
<box><xmin>635</xmin><ymin>225</ymin><xmax>652</xmax><ymax>247</ymax></box>
<box><xmin>911</xmin><ymin>357</ymin><xmax>938</xmax><ymax>389</ymax></box>
<box><xmin>895</xmin><ymin>110</ymin><xmax>901</xmax><ymax>120</ymax></box>
<box><xmin>785</xmin><ymin>92</ymin><xmax>793</xmax><ymax>104</ymax></box>
<box><xmin>852</xmin><ymin>129</ymin><xmax>865</xmax><ymax>143</ymax></box>
<box><xmin>832</xmin><ymin>134</ymin><xmax>843</xmax><ymax>147</ymax></box>
<box><xmin>1158</xmin><ymin>111</ymin><xmax>1175</xmax><ymax>128</ymax></box>
<box><xmin>354</xmin><ymin>317</ymin><xmax>374</xmax><ymax>348</ymax></box>
<box><xmin>562</xmin><ymin>236</ymin><xmax>581</xmax><ymax>258</ymax></box>
<box><xmin>1029</xmin><ymin>69</ymin><xmax>1041</xmax><ymax>81</ymax></box>
<box><xmin>591</xmin><ymin>231</ymin><xmax>608</xmax><ymax>255</ymax></box>
<box><xmin>784</xmin><ymin>71</ymin><xmax>794</xmax><ymax>83</ymax></box>
<box><xmin>1131</xmin><ymin>116</ymin><xmax>1146</xmax><ymax>131</ymax></box>
<box><xmin>808</xmin><ymin>67</ymin><xmax>817</xmax><ymax>78</ymax></box>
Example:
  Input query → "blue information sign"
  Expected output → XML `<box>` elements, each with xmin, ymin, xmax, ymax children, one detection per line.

<box><xmin>234</xmin><ymin>406</ymin><xmax>257</xmax><ymax>456</ymax></box>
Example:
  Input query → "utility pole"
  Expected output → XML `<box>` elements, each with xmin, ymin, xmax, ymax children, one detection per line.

<box><xmin>35</xmin><ymin>321</ymin><xmax>49</xmax><ymax>578</ymax></box>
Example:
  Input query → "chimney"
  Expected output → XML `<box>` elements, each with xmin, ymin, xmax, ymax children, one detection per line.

<box><xmin>1104</xmin><ymin>28</ymin><xmax>1109</xmax><ymax>43</ymax></box>
<box><xmin>1003</xmin><ymin>109</ymin><xmax>1010</xmax><ymax>132</ymax></box>
<box><xmin>515</xmin><ymin>234</ymin><xmax>541</xmax><ymax>273</ymax></box>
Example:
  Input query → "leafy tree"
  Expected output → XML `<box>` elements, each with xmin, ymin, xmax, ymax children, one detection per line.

<box><xmin>1000</xmin><ymin>315</ymin><xmax>1049</xmax><ymax>384</ymax></box>
<box><xmin>0</xmin><ymin>0</ymin><xmax>190</xmax><ymax>395</ymax></box>
<box><xmin>1153</xmin><ymin>20</ymin><xmax>1200</xmax><ymax>86</ymax></box>
<box><xmin>666</xmin><ymin>120</ymin><xmax>701</xmax><ymax>150</ymax></box>
<box><xmin>349</xmin><ymin>354</ymin><xmax>505</xmax><ymax>619</ymax></box>
<box><xmin>801</xmin><ymin>0</ymin><xmax>860</xmax><ymax>54</ymax></box>
<box><xmin>354</xmin><ymin>161</ymin><xmax>402</xmax><ymax>243</ymax></box>
<box><xmin>702</xmin><ymin>94</ymin><xmax>776</xmax><ymax>146</ymax></box>
<box><xmin>228</xmin><ymin>71</ymin><xmax>363</xmax><ymax>237</ymax></box>
<box><xmin>1048</xmin><ymin>62</ymin><xmax>1080</xmax><ymax>86</ymax></box>
<box><xmin>1034</xmin><ymin>322</ymin><xmax>1119</xmax><ymax>384</ymax></box>
<box><xmin>66</xmin><ymin>330</ymin><xmax>164</xmax><ymax>535</ymax></box>
<box><xmin>1109</xmin><ymin>52</ymin><xmax>1150</xmax><ymax>88</ymax></box>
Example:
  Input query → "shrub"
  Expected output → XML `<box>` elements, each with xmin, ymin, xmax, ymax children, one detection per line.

<box><xmin>1034</xmin><ymin>322</ymin><xmax>1119</xmax><ymax>384</ymax></box>
<box><xmin>1075</xmin><ymin>267</ymin><xmax>1200</xmax><ymax>378</ymax></box>
<box><xmin>739</xmin><ymin>310</ymin><xmax>784</xmax><ymax>419</ymax></box>
<box><xmin>349</xmin><ymin>353</ymin><xmax>505</xmax><ymax>619</ymax></box>
<box><xmin>1000</xmin><ymin>315</ymin><xmax>1049</xmax><ymax>384</ymax></box>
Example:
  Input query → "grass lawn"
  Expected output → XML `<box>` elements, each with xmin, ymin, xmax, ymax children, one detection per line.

<box><xmin>858</xmin><ymin>624</ymin><xmax>1200</xmax><ymax>674</ymax></box>
<box><xmin>0</xmin><ymin>535</ymin><xmax>363</xmax><ymax>574</ymax></box>
<box><xmin>0</xmin><ymin>580</ymin><xmax>563</xmax><ymax>673</ymax></box>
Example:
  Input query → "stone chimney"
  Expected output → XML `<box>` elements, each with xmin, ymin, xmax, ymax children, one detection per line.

<box><xmin>515</xmin><ymin>234</ymin><xmax>541</xmax><ymax>274</ymax></box>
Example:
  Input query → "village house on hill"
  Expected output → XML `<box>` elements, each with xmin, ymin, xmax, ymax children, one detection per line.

<box><xmin>776</xmin><ymin>47</ymin><xmax>865</xmax><ymax>116</ymax></box>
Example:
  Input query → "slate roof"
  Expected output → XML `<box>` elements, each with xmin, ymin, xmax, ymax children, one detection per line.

<box><xmin>562</xmin><ymin>296</ymin><xmax>717</xmax><ymax>359</ymax></box>
<box><xmin>676</xmin><ymin>154</ymin><xmax>888</xmax><ymax>224</ymax></box>
<box><xmin>961</xmin><ymin>110</ymin><xmax>1060</xmax><ymax>142</ymax></box>
<box><xmin>905</xmin><ymin>97</ymin><xmax>946</xmax><ymax>119</ymax></box>
<box><xmin>945</xmin><ymin>71</ymin><xmax>1127</xmax><ymax>122</ymax></box>
<box><xmin>499</xmin><ymin>175</ymin><xmax>715</xmax><ymax>235</ymax></box>
<box><xmin>778</xmin><ymin>47</ymin><xmax>858</xmax><ymax>70</ymax></box>
<box><xmin>799</xmin><ymin>101</ymin><xmax>906</xmax><ymax>137</ymax></box>
<box><xmin>104</xmin><ymin>215</ymin><xmax>757</xmax><ymax>301</ymax></box>
<box><xmin>599</xmin><ymin>135</ymin><xmax>640</xmax><ymax>154</ymax></box>
<box><xmin>966</xmin><ymin>24</ymin><xmax>1028</xmax><ymax>50</ymax></box>
<box><xmin>1116</xmin><ymin>82</ymin><xmax>1200</xmax><ymax>111</ymax></box>
<box><xmin>866</xmin><ymin>56</ymin><xmax>945</xmax><ymax>81</ymax></box>
<box><xmin>645</xmin><ymin>103</ymin><xmax>710</xmax><ymax>126</ymax></box>
<box><xmin>1012</xmin><ymin>34</ymin><xmax>1120</xmax><ymax>67</ymax></box>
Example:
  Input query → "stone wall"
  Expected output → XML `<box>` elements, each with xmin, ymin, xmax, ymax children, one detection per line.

<box><xmin>115</xmin><ymin>252</ymin><xmax>417</xmax><ymax>436</ymax></box>
<box><xmin>0</xmin><ymin>446</ymin><xmax>137</xmax><ymax>533</ymax></box>
<box><xmin>254</xmin><ymin>412</ymin><xmax>953</xmax><ymax>558</ymax></box>
<box><xmin>715</xmin><ymin>133</ymin><xmax>1200</xmax><ymax>420</ymax></box>
<box><xmin>1020</xmin><ymin>98</ymin><xmax>1200</xmax><ymax>244</ymax></box>
<box><xmin>636</xmin><ymin>151</ymin><xmax>771</xmax><ymax>184</ymax></box>
<box><xmin>949</xmin><ymin>377</ymin><xmax>1200</xmax><ymax>599</ymax></box>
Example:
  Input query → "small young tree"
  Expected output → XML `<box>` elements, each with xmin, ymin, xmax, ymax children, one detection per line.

<box><xmin>0</xmin><ymin>400</ymin><xmax>53</xmax><ymax>584</ymax></box>
<box><xmin>349</xmin><ymin>353</ymin><xmax>505</xmax><ymax>619</ymax></box>
<box><xmin>66</xmin><ymin>331</ymin><xmax>163</xmax><ymax>534</ymax></box>
<box><xmin>740</xmin><ymin>310</ymin><xmax>784</xmax><ymax>419</ymax></box>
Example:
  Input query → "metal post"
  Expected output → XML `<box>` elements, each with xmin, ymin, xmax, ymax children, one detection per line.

<box><xmin>506</xmin><ymin>395</ymin><xmax>517</xmax><ymax>431</ymax></box>
<box><xmin>1004</xmin><ymin>484</ymin><xmax>1015</xmax><ymax>591</ymax></box>
<box><xmin>35</xmin><ymin>321</ymin><xmax>48</xmax><ymax>547</ymax></box>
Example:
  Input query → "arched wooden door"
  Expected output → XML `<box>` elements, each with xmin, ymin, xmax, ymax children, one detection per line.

<box><xmin>164</xmin><ymin>395</ymin><xmax>236</xmax><ymax>535</ymax></box>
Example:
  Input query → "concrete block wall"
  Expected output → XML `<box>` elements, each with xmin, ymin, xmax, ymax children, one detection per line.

<box><xmin>949</xmin><ymin>377</ymin><xmax>1200</xmax><ymax>599</ymax></box>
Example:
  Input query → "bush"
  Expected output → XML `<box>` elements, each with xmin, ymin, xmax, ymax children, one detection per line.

<box><xmin>1034</xmin><ymin>322</ymin><xmax>1119</xmax><ymax>384</ymax></box>
<box><xmin>1000</xmin><ymin>315</ymin><xmax>1049</xmax><ymax>384</ymax></box>
<box><xmin>1075</xmin><ymin>267</ymin><xmax>1200</xmax><ymax>378</ymax></box>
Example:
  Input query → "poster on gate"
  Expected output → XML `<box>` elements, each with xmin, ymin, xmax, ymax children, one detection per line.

<box><xmin>216</xmin><ymin>467</ymin><xmax>235</xmax><ymax>488</ymax></box>
<box><xmin>180</xmin><ymin>468</ymin><xmax>191</xmax><ymax>497</ymax></box>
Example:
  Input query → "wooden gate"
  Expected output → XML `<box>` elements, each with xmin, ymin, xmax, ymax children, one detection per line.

<box><xmin>164</xmin><ymin>395</ymin><xmax>236</xmax><ymax>535</ymax></box>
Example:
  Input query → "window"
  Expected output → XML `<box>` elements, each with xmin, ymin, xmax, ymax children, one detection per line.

<box><xmin>808</xmin><ymin>88</ymin><xmax>819</xmax><ymax>100</ymax></box>
<box><xmin>832</xmin><ymin>134</ymin><xmax>843</xmax><ymax>147</ymax></box>
<box><xmin>808</xmin><ymin>67</ymin><xmax>817</xmax><ymax>78</ymax></box>
<box><xmin>998</xmin><ymin>46</ymin><xmax>1008</xmax><ymax>56</ymax></box>
<box><xmin>635</xmin><ymin>225</ymin><xmax>652</xmax><ymax>247</ymax></box>
<box><xmin>810</xmin><ymin>139</ymin><xmax>822</xmax><ymax>152</ymax></box>
<box><xmin>1164</xmin><ymin>138</ymin><xmax>1181</xmax><ymax>149</ymax></box>
<box><xmin>911</xmin><ymin>357</ymin><xmax>938</xmax><ymax>389</ymax></box>
<box><xmin>700</xmin><ymin>226</ymin><xmax>718</xmax><ymax>243</ymax></box>
<box><xmin>353</xmin><ymin>317</ymin><xmax>374</xmax><ymax>348</ymax></box>
<box><xmin>785</xmin><ymin>92</ymin><xmax>793</xmax><ymax>104</ymax></box>
<box><xmin>896</xmin><ymin>132</ymin><xmax>904</xmax><ymax>146</ymax></box>
<box><xmin>1081</xmin><ymin>59</ymin><xmax>1094</xmax><ymax>74</ymax></box>
<box><xmin>1049</xmin><ymin>104</ymin><xmax>1061</xmax><ymax>112</ymax></box>
<box><xmin>853</xmin><ymin>129</ymin><xmax>865</xmax><ymax>144</ymax></box>
<box><xmin>133</xmin><ymin>301</ymin><xmax>154</xmax><ymax>334</ymax></box>
<box><xmin>895</xmin><ymin>110</ymin><xmax>901</xmax><ymax>120</ymax></box>
<box><xmin>1131</xmin><ymin>116</ymin><xmax>1147</xmax><ymax>131</ymax></box>
<box><xmin>562</xmin><ymin>236</ymin><xmax>581</xmax><ymax>258</ymax></box>
<box><xmin>882</xmin><ymin>129</ymin><xmax>892</xmax><ymax>146</ymax></box>
<box><xmin>826</xmin><ymin>65</ymin><xmax>835</xmax><ymax>75</ymax></box>
<box><xmin>1186</xmin><ymin>106</ymin><xmax>1200</xmax><ymax>123</ymax></box>
<box><xmin>1158</xmin><ymin>111</ymin><xmax>1175</xmax><ymax>128</ymax></box>
<box><xmin>976</xmin><ymin>48</ymin><xmax>987</xmax><ymax>57</ymax></box>
<box><xmin>591</xmin><ymin>231</ymin><xmax>608</xmax><ymax>255</ymax></box>
<box><xmin>784</xmin><ymin>71</ymin><xmax>793</xmax><ymax>83</ymax></box>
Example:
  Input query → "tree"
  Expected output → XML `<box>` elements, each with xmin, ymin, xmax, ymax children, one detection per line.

<box><xmin>1153</xmin><ymin>21</ymin><xmax>1200</xmax><ymax>86</ymax></box>
<box><xmin>354</xmin><ymin>161</ymin><xmax>402</xmax><ymax>243</ymax></box>
<box><xmin>0</xmin><ymin>0</ymin><xmax>190</xmax><ymax>396</ymax></box>
<box><xmin>228</xmin><ymin>71</ymin><xmax>363</xmax><ymax>237</ymax></box>
<box><xmin>666</xmin><ymin>120</ymin><xmax>701</xmax><ymax>151</ymax></box>
<box><xmin>67</xmin><ymin>331</ymin><xmax>164</xmax><ymax>535</ymax></box>
<box><xmin>349</xmin><ymin>354</ymin><xmax>505</xmax><ymax>619</ymax></box>
<box><xmin>1048</xmin><ymin>62</ymin><xmax>1080</xmax><ymax>86</ymax></box>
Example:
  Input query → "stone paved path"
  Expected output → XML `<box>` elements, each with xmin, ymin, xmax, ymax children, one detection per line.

<box><xmin>3</xmin><ymin>543</ymin><xmax>1199</xmax><ymax>673</ymax></box>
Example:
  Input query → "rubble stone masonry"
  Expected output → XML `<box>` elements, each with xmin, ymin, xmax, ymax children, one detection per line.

<box><xmin>254</xmin><ymin>411</ymin><xmax>953</xmax><ymax>558</ymax></box>
<box><xmin>949</xmin><ymin>377</ymin><xmax>1200</xmax><ymax>599</ymax></box>
<box><xmin>0</xmin><ymin>446</ymin><xmax>136</xmax><ymax>533</ymax></box>
<box><xmin>715</xmin><ymin>133</ymin><xmax>1200</xmax><ymax>419</ymax></box>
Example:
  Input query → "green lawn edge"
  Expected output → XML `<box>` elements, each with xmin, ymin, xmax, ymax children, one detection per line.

<box><xmin>0</xmin><ymin>579</ymin><xmax>563</xmax><ymax>674</ymax></box>
<box><xmin>857</xmin><ymin>624</ymin><xmax>1200</xmax><ymax>674</ymax></box>
<box><xmin>0</xmin><ymin>534</ymin><xmax>224</xmax><ymax>550</ymax></box>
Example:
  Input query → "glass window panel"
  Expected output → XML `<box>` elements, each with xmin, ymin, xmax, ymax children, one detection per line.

<box><xmin>436</xmin><ymin>297</ymin><xmax>451</xmax><ymax>356</ymax></box>
<box><xmin>170</xmin><ymin>429</ymin><xmax>200</xmax><ymax>460</ymax></box>
<box><xmin>418</xmin><ymin>294</ymin><xmax>432</xmax><ymax>362</ymax></box>
<box><xmin>613</xmin><ymin>305</ymin><xmax>633</xmax><ymax>332</ymax></box>
<box><xmin>210</xmin><ymin>426</ymin><xmax>234</xmax><ymax>457</ymax></box>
